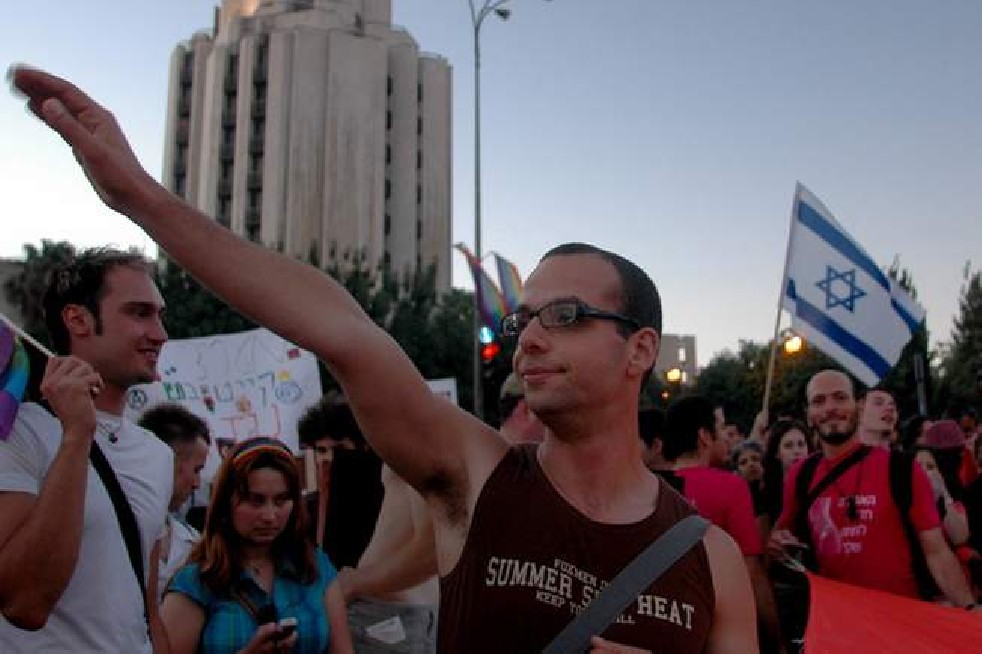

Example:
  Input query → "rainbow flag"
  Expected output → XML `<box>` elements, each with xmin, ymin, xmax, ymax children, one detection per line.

<box><xmin>455</xmin><ymin>244</ymin><xmax>508</xmax><ymax>334</ymax></box>
<box><xmin>0</xmin><ymin>322</ymin><xmax>30</xmax><ymax>441</ymax></box>
<box><xmin>493</xmin><ymin>253</ymin><xmax>524</xmax><ymax>313</ymax></box>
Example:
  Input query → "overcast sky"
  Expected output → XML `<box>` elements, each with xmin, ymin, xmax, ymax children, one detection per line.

<box><xmin>3</xmin><ymin>0</ymin><xmax>980</xmax><ymax>365</ymax></box>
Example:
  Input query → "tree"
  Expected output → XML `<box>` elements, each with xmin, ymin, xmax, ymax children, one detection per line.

<box><xmin>4</xmin><ymin>239</ymin><xmax>479</xmax><ymax>413</ymax></box>
<box><xmin>2</xmin><ymin>240</ymin><xmax>78</xmax><ymax>347</ymax></box>
<box><xmin>878</xmin><ymin>265</ymin><xmax>933</xmax><ymax>418</ymax></box>
<box><xmin>936</xmin><ymin>268</ymin><xmax>982</xmax><ymax>415</ymax></box>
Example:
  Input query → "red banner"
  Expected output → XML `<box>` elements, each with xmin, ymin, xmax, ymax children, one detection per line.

<box><xmin>804</xmin><ymin>572</ymin><xmax>982</xmax><ymax>653</ymax></box>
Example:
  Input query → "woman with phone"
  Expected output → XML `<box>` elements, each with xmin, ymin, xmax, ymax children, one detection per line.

<box><xmin>161</xmin><ymin>437</ymin><xmax>354</xmax><ymax>653</ymax></box>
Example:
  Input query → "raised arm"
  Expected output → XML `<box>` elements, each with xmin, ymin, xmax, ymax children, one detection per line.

<box><xmin>9</xmin><ymin>67</ymin><xmax>506</xmax><ymax>498</ymax></box>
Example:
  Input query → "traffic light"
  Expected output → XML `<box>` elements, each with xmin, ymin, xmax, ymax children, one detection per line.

<box><xmin>480</xmin><ymin>340</ymin><xmax>501</xmax><ymax>363</ymax></box>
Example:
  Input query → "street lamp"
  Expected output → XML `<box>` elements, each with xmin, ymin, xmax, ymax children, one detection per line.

<box><xmin>782</xmin><ymin>333</ymin><xmax>803</xmax><ymax>355</ymax></box>
<box><xmin>665</xmin><ymin>367</ymin><xmax>682</xmax><ymax>384</ymax></box>
<box><xmin>468</xmin><ymin>0</ymin><xmax>549</xmax><ymax>419</ymax></box>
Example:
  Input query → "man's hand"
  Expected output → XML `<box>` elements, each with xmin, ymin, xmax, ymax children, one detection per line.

<box><xmin>9</xmin><ymin>66</ymin><xmax>159</xmax><ymax>217</ymax></box>
<box><xmin>589</xmin><ymin>636</ymin><xmax>651</xmax><ymax>653</ymax></box>
<box><xmin>39</xmin><ymin>356</ymin><xmax>102</xmax><ymax>443</ymax></box>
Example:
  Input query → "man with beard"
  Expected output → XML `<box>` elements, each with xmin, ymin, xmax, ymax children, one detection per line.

<box><xmin>769</xmin><ymin>370</ymin><xmax>977</xmax><ymax>607</ymax></box>
<box><xmin>857</xmin><ymin>388</ymin><xmax>898</xmax><ymax>448</ymax></box>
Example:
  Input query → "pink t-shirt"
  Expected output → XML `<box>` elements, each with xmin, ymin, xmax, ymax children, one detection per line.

<box><xmin>776</xmin><ymin>444</ymin><xmax>940</xmax><ymax>598</ymax></box>
<box><xmin>675</xmin><ymin>466</ymin><xmax>763</xmax><ymax>556</ymax></box>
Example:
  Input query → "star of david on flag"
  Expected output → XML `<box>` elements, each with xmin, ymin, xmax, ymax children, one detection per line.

<box><xmin>779</xmin><ymin>184</ymin><xmax>925</xmax><ymax>386</ymax></box>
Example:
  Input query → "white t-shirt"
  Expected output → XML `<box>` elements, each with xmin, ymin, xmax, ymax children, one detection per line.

<box><xmin>158</xmin><ymin>513</ymin><xmax>200</xmax><ymax>604</ymax></box>
<box><xmin>0</xmin><ymin>403</ymin><xmax>173</xmax><ymax>653</ymax></box>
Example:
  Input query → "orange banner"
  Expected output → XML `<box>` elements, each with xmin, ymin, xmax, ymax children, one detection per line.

<box><xmin>804</xmin><ymin>572</ymin><xmax>982</xmax><ymax>653</ymax></box>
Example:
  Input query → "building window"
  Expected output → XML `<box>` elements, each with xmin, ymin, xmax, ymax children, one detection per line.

<box><xmin>681</xmin><ymin>371</ymin><xmax>688</xmax><ymax>384</ymax></box>
<box><xmin>385</xmin><ymin>144</ymin><xmax>391</xmax><ymax>165</ymax></box>
<box><xmin>678</xmin><ymin>347</ymin><xmax>686</xmax><ymax>363</ymax></box>
<box><xmin>384</xmin><ymin>214</ymin><xmax>391</xmax><ymax>236</ymax></box>
<box><xmin>416</xmin><ymin>116</ymin><xmax>422</xmax><ymax>135</ymax></box>
<box><xmin>416</xmin><ymin>150</ymin><xmax>422</xmax><ymax>169</ymax></box>
<box><xmin>416</xmin><ymin>218</ymin><xmax>422</xmax><ymax>239</ymax></box>
<box><xmin>387</xmin><ymin>75</ymin><xmax>393</xmax><ymax>96</ymax></box>
<box><xmin>417</xmin><ymin>83</ymin><xmax>423</xmax><ymax>103</ymax></box>
<box><xmin>386</xmin><ymin>111</ymin><xmax>392</xmax><ymax>131</ymax></box>
<box><xmin>385</xmin><ymin>179</ymin><xmax>391</xmax><ymax>200</ymax></box>
<box><xmin>416</xmin><ymin>184</ymin><xmax>422</xmax><ymax>204</ymax></box>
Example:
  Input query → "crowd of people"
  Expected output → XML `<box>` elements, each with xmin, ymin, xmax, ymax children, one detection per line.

<box><xmin>1</xmin><ymin>65</ymin><xmax>980</xmax><ymax>654</ymax></box>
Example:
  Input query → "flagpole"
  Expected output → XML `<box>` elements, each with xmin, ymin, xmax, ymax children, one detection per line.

<box><xmin>762</xmin><ymin>183</ymin><xmax>801</xmax><ymax>415</ymax></box>
<box><xmin>0</xmin><ymin>312</ymin><xmax>55</xmax><ymax>359</ymax></box>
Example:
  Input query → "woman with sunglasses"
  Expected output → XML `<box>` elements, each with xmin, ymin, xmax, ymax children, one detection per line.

<box><xmin>160</xmin><ymin>437</ymin><xmax>353</xmax><ymax>654</ymax></box>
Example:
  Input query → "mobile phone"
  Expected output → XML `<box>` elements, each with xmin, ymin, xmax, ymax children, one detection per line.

<box><xmin>277</xmin><ymin>617</ymin><xmax>298</xmax><ymax>637</ymax></box>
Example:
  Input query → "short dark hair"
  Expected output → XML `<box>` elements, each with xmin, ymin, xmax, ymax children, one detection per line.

<box><xmin>663</xmin><ymin>395</ymin><xmax>716</xmax><ymax>461</ymax></box>
<box><xmin>297</xmin><ymin>396</ymin><xmax>365</xmax><ymax>448</ymax></box>
<box><xmin>138</xmin><ymin>403</ymin><xmax>211</xmax><ymax>447</ymax></box>
<box><xmin>857</xmin><ymin>387</ymin><xmax>894</xmax><ymax>403</ymax></box>
<box><xmin>42</xmin><ymin>247</ymin><xmax>154</xmax><ymax>354</ymax></box>
<box><xmin>540</xmin><ymin>243</ymin><xmax>662</xmax><ymax>337</ymax></box>
<box><xmin>638</xmin><ymin>407</ymin><xmax>665</xmax><ymax>448</ymax></box>
<box><xmin>541</xmin><ymin>243</ymin><xmax>662</xmax><ymax>388</ymax></box>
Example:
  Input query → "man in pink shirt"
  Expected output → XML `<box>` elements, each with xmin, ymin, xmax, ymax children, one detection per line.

<box><xmin>665</xmin><ymin>396</ymin><xmax>783</xmax><ymax>651</ymax></box>
<box><xmin>770</xmin><ymin>370</ymin><xmax>977</xmax><ymax>608</ymax></box>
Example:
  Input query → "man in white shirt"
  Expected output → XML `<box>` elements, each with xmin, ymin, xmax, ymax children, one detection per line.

<box><xmin>138</xmin><ymin>403</ymin><xmax>211</xmax><ymax>600</ymax></box>
<box><xmin>0</xmin><ymin>249</ymin><xmax>173</xmax><ymax>653</ymax></box>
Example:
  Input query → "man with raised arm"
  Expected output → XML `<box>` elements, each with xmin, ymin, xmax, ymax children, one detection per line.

<box><xmin>10</xmin><ymin>66</ymin><xmax>757</xmax><ymax>653</ymax></box>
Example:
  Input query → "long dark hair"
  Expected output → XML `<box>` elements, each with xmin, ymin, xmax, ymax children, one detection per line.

<box><xmin>762</xmin><ymin>419</ymin><xmax>814</xmax><ymax>522</ymax></box>
<box><xmin>189</xmin><ymin>437</ymin><xmax>316</xmax><ymax>595</ymax></box>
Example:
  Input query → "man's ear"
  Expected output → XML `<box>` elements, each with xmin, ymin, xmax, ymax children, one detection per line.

<box><xmin>627</xmin><ymin>328</ymin><xmax>659</xmax><ymax>378</ymax></box>
<box><xmin>61</xmin><ymin>304</ymin><xmax>94</xmax><ymax>342</ymax></box>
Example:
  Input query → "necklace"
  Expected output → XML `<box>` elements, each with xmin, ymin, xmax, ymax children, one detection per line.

<box><xmin>97</xmin><ymin>418</ymin><xmax>124</xmax><ymax>444</ymax></box>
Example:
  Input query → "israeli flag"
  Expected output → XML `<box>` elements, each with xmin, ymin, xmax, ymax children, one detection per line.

<box><xmin>780</xmin><ymin>184</ymin><xmax>926</xmax><ymax>386</ymax></box>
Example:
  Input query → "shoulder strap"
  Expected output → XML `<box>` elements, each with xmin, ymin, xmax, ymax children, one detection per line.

<box><xmin>89</xmin><ymin>441</ymin><xmax>150</xmax><ymax>624</ymax></box>
<box><xmin>791</xmin><ymin>447</ymin><xmax>871</xmax><ymax>563</ymax></box>
<box><xmin>542</xmin><ymin>514</ymin><xmax>709</xmax><ymax>654</ymax></box>
<box><xmin>888</xmin><ymin>449</ymin><xmax>936</xmax><ymax>599</ymax></box>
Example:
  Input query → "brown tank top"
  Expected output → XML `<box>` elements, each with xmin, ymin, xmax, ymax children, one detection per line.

<box><xmin>439</xmin><ymin>445</ymin><xmax>715</xmax><ymax>653</ymax></box>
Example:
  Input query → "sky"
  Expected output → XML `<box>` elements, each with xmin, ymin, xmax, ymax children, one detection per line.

<box><xmin>2</xmin><ymin>0</ymin><xmax>980</xmax><ymax>366</ymax></box>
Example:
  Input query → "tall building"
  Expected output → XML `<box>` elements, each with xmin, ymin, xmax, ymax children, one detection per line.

<box><xmin>655</xmin><ymin>334</ymin><xmax>698</xmax><ymax>385</ymax></box>
<box><xmin>162</xmin><ymin>0</ymin><xmax>452</xmax><ymax>290</ymax></box>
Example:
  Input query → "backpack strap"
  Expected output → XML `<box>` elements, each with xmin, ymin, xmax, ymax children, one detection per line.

<box><xmin>888</xmin><ymin>449</ymin><xmax>937</xmax><ymax>599</ymax></box>
<box><xmin>542</xmin><ymin>514</ymin><xmax>710</xmax><ymax>654</ymax></box>
<box><xmin>88</xmin><ymin>441</ymin><xmax>150</xmax><ymax>625</ymax></box>
<box><xmin>791</xmin><ymin>447</ymin><xmax>872</xmax><ymax>567</ymax></box>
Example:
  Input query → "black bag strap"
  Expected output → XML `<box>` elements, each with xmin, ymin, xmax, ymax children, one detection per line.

<box><xmin>542</xmin><ymin>514</ymin><xmax>710</xmax><ymax>654</ymax></box>
<box><xmin>793</xmin><ymin>447</ymin><xmax>871</xmax><ymax>530</ymax></box>
<box><xmin>89</xmin><ymin>440</ymin><xmax>150</xmax><ymax>625</ymax></box>
<box><xmin>791</xmin><ymin>446</ymin><xmax>872</xmax><ymax>569</ymax></box>
<box><xmin>888</xmin><ymin>449</ymin><xmax>937</xmax><ymax>599</ymax></box>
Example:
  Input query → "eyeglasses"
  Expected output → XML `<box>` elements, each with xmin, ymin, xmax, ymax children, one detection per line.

<box><xmin>500</xmin><ymin>299</ymin><xmax>640</xmax><ymax>337</ymax></box>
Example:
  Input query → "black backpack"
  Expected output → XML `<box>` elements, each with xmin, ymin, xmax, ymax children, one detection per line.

<box><xmin>791</xmin><ymin>447</ymin><xmax>936</xmax><ymax>599</ymax></box>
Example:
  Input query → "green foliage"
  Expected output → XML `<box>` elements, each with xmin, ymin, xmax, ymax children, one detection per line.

<box><xmin>695</xmin><ymin>338</ymin><xmax>838</xmax><ymax>430</ymax></box>
<box><xmin>2</xmin><ymin>239</ymin><xmax>78</xmax><ymax>347</ymax></box>
<box><xmin>4</xmin><ymin>239</ymin><xmax>477</xmax><ymax>412</ymax></box>
<box><xmin>936</xmin><ymin>269</ymin><xmax>982</xmax><ymax>415</ymax></box>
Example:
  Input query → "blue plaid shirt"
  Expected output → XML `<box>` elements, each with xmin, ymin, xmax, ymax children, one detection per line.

<box><xmin>167</xmin><ymin>549</ymin><xmax>337</xmax><ymax>654</ymax></box>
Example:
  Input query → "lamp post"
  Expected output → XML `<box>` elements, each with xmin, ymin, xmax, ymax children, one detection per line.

<box><xmin>468</xmin><ymin>0</ymin><xmax>514</xmax><ymax>420</ymax></box>
<box><xmin>467</xmin><ymin>0</ymin><xmax>552</xmax><ymax>419</ymax></box>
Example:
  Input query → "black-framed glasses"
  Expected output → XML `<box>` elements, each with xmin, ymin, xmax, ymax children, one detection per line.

<box><xmin>500</xmin><ymin>299</ymin><xmax>640</xmax><ymax>337</ymax></box>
